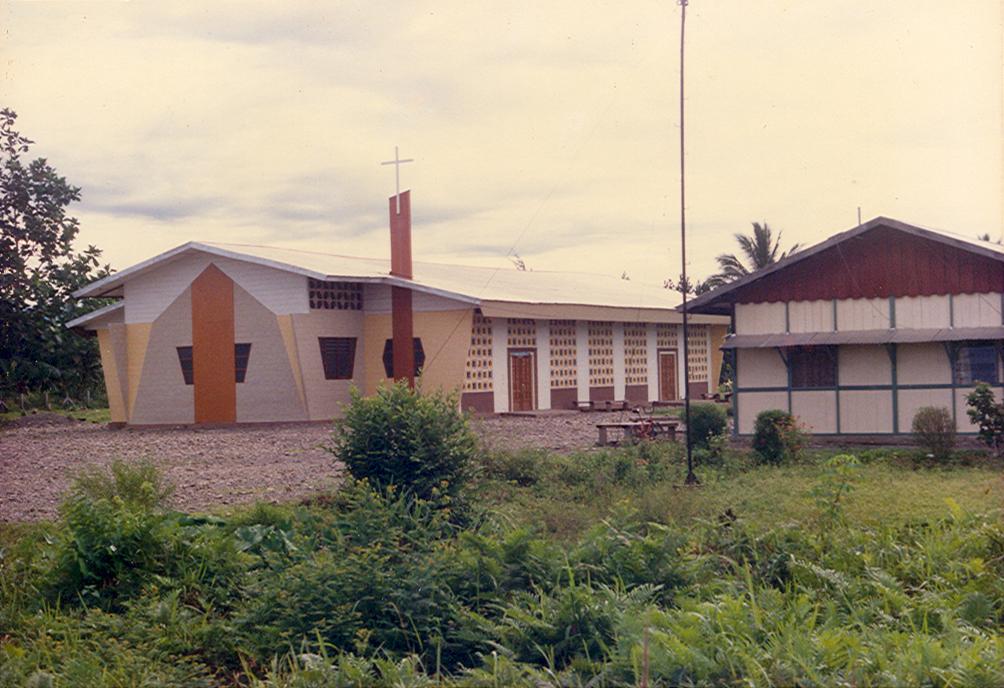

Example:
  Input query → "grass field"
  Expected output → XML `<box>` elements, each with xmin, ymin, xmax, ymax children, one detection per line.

<box><xmin>0</xmin><ymin>406</ymin><xmax>111</xmax><ymax>424</ymax></box>
<box><xmin>1</xmin><ymin>436</ymin><xmax>1002</xmax><ymax>686</ymax></box>
<box><xmin>479</xmin><ymin>444</ymin><xmax>1002</xmax><ymax>539</ymax></box>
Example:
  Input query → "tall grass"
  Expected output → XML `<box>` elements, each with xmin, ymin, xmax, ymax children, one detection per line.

<box><xmin>1</xmin><ymin>448</ymin><xmax>1002</xmax><ymax>686</ymax></box>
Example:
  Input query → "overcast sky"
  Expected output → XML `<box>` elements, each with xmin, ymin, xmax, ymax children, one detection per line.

<box><xmin>4</xmin><ymin>1</ymin><xmax>1001</xmax><ymax>286</ymax></box>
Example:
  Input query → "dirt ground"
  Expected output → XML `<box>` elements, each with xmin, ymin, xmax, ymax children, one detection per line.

<box><xmin>0</xmin><ymin>411</ymin><xmax>611</xmax><ymax>522</ymax></box>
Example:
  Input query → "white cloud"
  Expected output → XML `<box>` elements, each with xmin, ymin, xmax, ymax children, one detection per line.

<box><xmin>4</xmin><ymin>0</ymin><xmax>1001</xmax><ymax>285</ymax></box>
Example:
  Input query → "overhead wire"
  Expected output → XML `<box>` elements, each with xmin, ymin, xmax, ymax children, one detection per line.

<box><xmin>420</xmin><ymin>44</ymin><xmax>665</xmax><ymax>374</ymax></box>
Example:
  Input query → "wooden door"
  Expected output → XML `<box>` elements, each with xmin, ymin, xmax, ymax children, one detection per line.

<box><xmin>509</xmin><ymin>349</ymin><xmax>536</xmax><ymax>412</ymax></box>
<box><xmin>658</xmin><ymin>351</ymin><xmax>678</xmax><ymax>401</ymax></box>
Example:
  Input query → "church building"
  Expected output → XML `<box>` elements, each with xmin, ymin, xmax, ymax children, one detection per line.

<box><xmin>68</xmin><ymin>192</ymin><xmax>728</xmax><ymax>425</ymax></box>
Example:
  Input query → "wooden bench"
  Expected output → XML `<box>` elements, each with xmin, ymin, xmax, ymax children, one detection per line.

<box><xmin>596</xmin><ymin>418</ymin><xmax>679</xmax><ymax>446</ymax></box>
<box><xmin>577</xmin><ymin>400</ymin><xmax>630</xmax><ymax>412</ymax></box>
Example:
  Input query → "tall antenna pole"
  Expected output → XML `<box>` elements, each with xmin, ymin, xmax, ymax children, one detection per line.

<box><xmin>678</xmin><ymin>0</ymin><xmax>698</xmax><ymax>485</ymax></box>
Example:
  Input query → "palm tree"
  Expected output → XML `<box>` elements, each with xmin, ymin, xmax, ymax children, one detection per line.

<box><xmin>705</xmin><ymin>222</ymin><xmax>799</xmax><ymax>288</ymax></box>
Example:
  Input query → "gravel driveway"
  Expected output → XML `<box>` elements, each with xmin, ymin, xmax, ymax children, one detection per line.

<box><xmin>0</xmin><ymin>411</ymin><xmax>608</xmax><ymax>522</ymax></box>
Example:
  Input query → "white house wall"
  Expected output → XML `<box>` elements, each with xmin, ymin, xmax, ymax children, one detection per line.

<box><xmin>124</xmin><ymin>253</ymin><xmax>309</xmax><ymax>324</ymax></box>
<box><xmin>736</xmin><ymin>348</ymin><xmax>787</xmax><ymax>388</ymax></box>
<box><xmin>737</xmin><ymin>391</ymin><xmax>788</xmax><ymax>434</ymax></box>
<box><xmin>291</xmin><ymin>309</ymin><xmax>365</xmax><ymax>421</ymax></box>
<box><xmin>897</xmin><ymin>343</ymin><xmax>951</xmax><ymax>385</ymax></box>
<box><xmin>835</xmin><ymin>298</ymin><xmax>890</xmax><ymax>331</ymax></box>
<box><xmin>839</xmin><ymin>390</ymin><xmax>893</xmax><ymax>433</ymax></box>
<box><xmin>536</xmin><ymin>321</ymin><xmax>552</xmax><ymax>410</ymax></box>
<box><xmin>612</xmin><ymin>323</ymin><xmax>626</xmax><ymax>400</ymax></box>
<box><xmin>788</xmin><ymin>300</ymin><xmax>834</xmax><ymax>333</ymax></box>
<box><xmin>129</xmin><ymin>287</ymin><xmax>194</xmax><ymax>425</ymax></box>
<box><xmin>837</xmin><ymin>345</ymin><xmax>891</xmax><ymax>386</ymax></box>
<box><xmin>895</xmin><ymin>295</ymin><xmax>951</xmax><ymax>329</ymax></box>
<box><xmin>791</xmin><ymin>391</ymin><xmax>837</xmax><ymax>433</ymax></box>
<box><xmin>729</xmin><ymin>292</ymin><xmax>1004</xmax><ymax>436</ymax></box>
<box><xmin>736</xmin><ymin>294</ymin><xmax>1004</xmax><ymax>334</ymax></box>
<box><xmin>575</xmin><ymin>321</ymin><xmax>590</xmax><ymax>404</ymax></box>
<box><xmin>735</xmin><ymin>303</ymin><xmax>786</xmax><ymax>335</ymax></box>
<box><xmin>234</xmin><ymin>285</ymin><xmax>308</xmax><ymax>423</ymax></box>
<box><xmin>897</xmin><ymin>388</ymin><xmax>952</xmax><ymax>432</ymax></box>
<box><xmin>478</xmin><ymin>316</ymin><xmax>720</xmax><ymax>412</ymax></box>
<box><xmin>953</xmin><ymin>293</ymin><xmax>1003</xmax><ymax>328</ymax></box>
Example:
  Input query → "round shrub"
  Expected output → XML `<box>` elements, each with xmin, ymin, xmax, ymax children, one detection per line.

<box><xmin>911</xmin><ymin>406</ymin><xmax>956</xmax><ymax>461</ymax></box>
<box><xmin>751</xmin><ymin>409</ymin><xmax>805</xmax><ymax>465</ymax></box>
<box><xmin>687</xmin><ymin>402</ymin><xmax>728</xmax><ymax>449</ymax></box>
<box><xmin>331</xmin><ymin>382</ymin><xmax>478</xmax><ymax>505</ymax></box>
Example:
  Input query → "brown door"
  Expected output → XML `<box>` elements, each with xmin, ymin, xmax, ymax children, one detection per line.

<box><xmin>509</xmin><ymin>349</ymin><xmax>536</xmax><ymax>412</ymax></box>
<box><xmin>658</xmin><ymin>351</ymin><xmax>678</xmax><ymax>401</ymax></box>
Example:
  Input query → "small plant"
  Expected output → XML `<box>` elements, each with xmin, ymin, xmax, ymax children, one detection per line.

<box><xmin>480</xmin><ymin>449</ymin><xmax>546</xmax><ymax>486</ymax></box>
<box><xmin>809</xmin><ymin>453</ymin><xmax>860</xmax><ymax>528</ymax></box>
<box><xmin>330</xmin><ymin>382</ymin><xmax>478</xmax><ymax>508</ymax></box>
<box><xmin>717</xmin><ymin>378</ymin><xmax>734</xmax><ymax>397</ymax></box>
<box><xmin>692</xmin><ymin>433</ymin><xmax>730</xmax><ymax>467</ymax></box>
<box><xmin>966</xmin><ymin>382</ymin><xmax>1004</xmax><ymax>454</ymax></box>
<box><xmin>751</xmin><ymin>409</ymin><xmax>806</xmax><ymax>464</ymax></box>
<box><xmin>911</xmin><ymin>406</ymin><xmax>956</xmax><ymax>461</ymax></box>
<box><xmin>687</xmin><ymin>402</ymin><xmax>728</xmax><ymax>449</ymax></box>
<box><xmin>48</xmin><ymin>460</ymin><xmax>174</xmax><ymax>604</ymax></box>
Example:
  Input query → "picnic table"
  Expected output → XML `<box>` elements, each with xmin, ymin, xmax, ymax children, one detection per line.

<box><xmin>576</xmin><ymin>399</ymin><xmax>630</xmax><ymax>412</ymax></box>
<box><xmin>595</xmin><ymin>417</ymin><xmax>679</xmax><ymax>446</ymax></box>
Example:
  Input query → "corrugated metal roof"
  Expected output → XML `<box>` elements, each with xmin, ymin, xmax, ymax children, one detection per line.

<box><xmin>721</xmin><ymin>327</ymin><xmax>1004</xmax><ymax>349</ymax></box>
<box><xmin>73</xmin><ymin>240</ymin><xmax>688</xmax><ymax>312</ymax></box>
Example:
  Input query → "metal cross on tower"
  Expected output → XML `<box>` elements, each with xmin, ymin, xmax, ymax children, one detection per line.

<box><xmin>380</xmin><ymin>146</ymin><xmax>414</xmax><ymax>213</ymax></box>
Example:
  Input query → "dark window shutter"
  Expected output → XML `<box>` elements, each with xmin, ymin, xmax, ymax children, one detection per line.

<box><xmin>319</xmin><ymin>337</ymin><xmax>357</xmax><ymax>380</ymax></box>
<box><xmin>789</xmin><ymin>346</ymin><xmax>836</xmax><ymax>388</ymax></box>
<box><xmin>955</xmin><ymin>343</ymin><xmax>998</xmax><ymax>385</ymax></box>
<box><xmin>382</xmin><ymin>338</ymin><xmax>426</xmax><ymax>378</ymax></box>
<box><xmin>176</xmin><ymin>346</ymin><xmax>194</xmax><ymax>385</ymax></box>
<box><xmin>178</xmin><ymin>344</ymin><xmax>250</xmax><ymax>384</ymax></box>
<box><xmin>235</xmin><ymin>343</ymin><xmax>252</xmax><ymax>383</ymax></box>
<box><xmin>415</xmin><ymin>339</ymin><xmax>425</xmax><ymax>373</ymax></box>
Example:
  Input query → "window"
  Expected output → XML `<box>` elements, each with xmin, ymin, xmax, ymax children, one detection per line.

<box><xmin>382</xmin><ymin>338</ymin><xmax>425</xmax><ymax>378</ymax></box>
<box><xmin>955</xmin><ymin>343</ymin><xmax>998</xmax><ymax>385</ymax></box>
<box><xmin>788</xmin><ymin>346</ymin><xmax>836</xmax><ymax>388</ymax></box>
<box><xmin>176</xmin><ymin>346</ymin><xmax>194</xmax><ymax>385</ymax></box>
<box><xmin>175</xmin><ymin>344</ymin><xmax>252</xmax><ymax>385</ymax></box>
<box><xmin>309</xmin><ymin>279</ymin><xmax>363</xmax><ymax>310</ymax></box>
<box><xmin>318</xmin><ymin>337</ymin><xmax>357</xmax><ymax>380</ymax></box>
<box><xmin>235</xmin><ymin>343</ymin><xmax>252</xmax><ymax>383</ymax></box>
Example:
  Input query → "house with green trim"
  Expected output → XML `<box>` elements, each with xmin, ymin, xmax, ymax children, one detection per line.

<box><xmin>687</xmin><ymin>217</ymin><xmax>1004</xmax><ymax>437</ymax></box>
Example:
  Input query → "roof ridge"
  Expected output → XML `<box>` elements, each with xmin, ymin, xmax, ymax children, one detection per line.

<box><xmin>199</xmin><ymin>240</ymin><xmax>660</xmax><ymax>284</ymax></box>
<box><xmin>686</xmin><ymin>216</ymin><xmax>1004</xmax><ymax>313</ymax></box>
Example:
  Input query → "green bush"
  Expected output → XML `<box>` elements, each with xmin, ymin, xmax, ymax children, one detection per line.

<box><xmin>911</xmin><ymin>406</ymin><xmax>956</xmax><ymax>461</ymax></box>
<box><xmin>966</xmin><ymin>382</ymin><xmax>1004</xmax><ymax>453</ymax></box>
<box><xmin>751</xmin><ymin>409</ymin><xmax>805</xmax><ymax>464</ymax></box>
<box><xmin>236</xmin><ymin>481</ymin><xmax>470</xmax><ymax>666</ymax></box>
<box><xmin>687</xmin><ymin>402</ymin><xmax>728</xmax><ymax>449</ymax></box>
<box><xmin>330</xmin><ymin>382</ymin><xmax>478</xmax><ymax>507</ymax></box>
<box><xmin>479</xmin><ymin>449</ymin><xmax>547</xmax><ymax>486</ymax></box>
<box><xmin>47</xmin><ymin>460</ymin><xmax>174</xmax><ymax>605</ymax></box>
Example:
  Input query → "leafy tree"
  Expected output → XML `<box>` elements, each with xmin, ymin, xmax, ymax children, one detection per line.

<box><xmin>706</xmin><ymin>222</ymin><xmax>800</xmax><ymax>289</ymax></box>
<box><xmin>1</xmin><ymin>108</ymin><xmax>110</xmax><ymax>403</ymax></box>
<box><xmin>965</xmin><ymin>383</ymin><xmax>1004</xmax><ymax>454</ymax></box>
<box><xmin>663</xmin><ymin>273</ymin><xmax>711</xmax><ymax>295</ymax></box>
